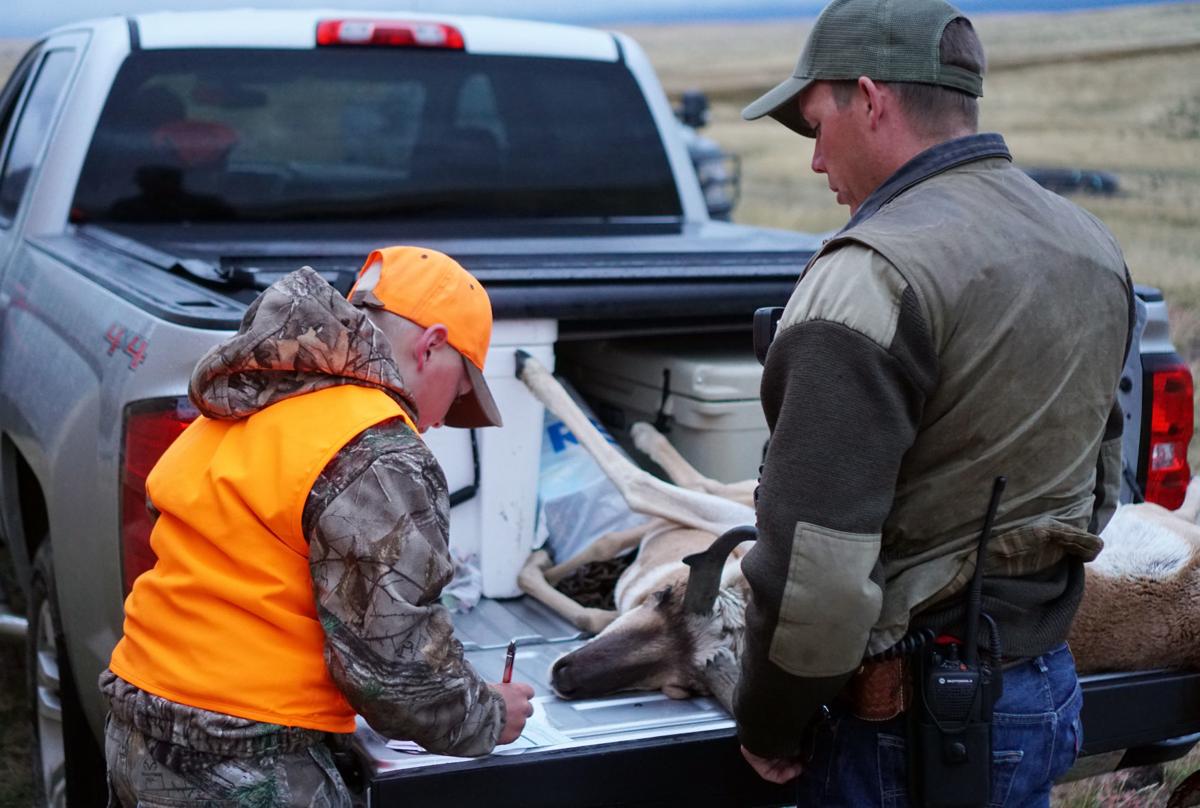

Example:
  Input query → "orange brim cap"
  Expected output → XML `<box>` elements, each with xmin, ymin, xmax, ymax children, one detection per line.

<box><xmin>349</xmin><ymin>246</ymin><xmax>503</xmax><ymax>429</ymax></box>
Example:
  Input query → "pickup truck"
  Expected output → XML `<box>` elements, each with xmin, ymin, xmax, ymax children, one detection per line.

<box><xmin>0</xmin><ymin>10</ymin><xmax>1195</xmax><ymax>808</ymax></box>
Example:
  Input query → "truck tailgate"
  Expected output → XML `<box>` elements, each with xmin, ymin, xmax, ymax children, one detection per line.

<box><xmin>359</xmin><ymin>597</ymin><xmax>1200</xmax><ymax>806</ymax></box>
<box><xmin>358</xmin><ymin>596</ymin><xmax>793</xmax><ymax>807</ymax></box>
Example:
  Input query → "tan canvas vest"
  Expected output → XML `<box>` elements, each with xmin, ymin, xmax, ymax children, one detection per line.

<box><xmin>809</xmin><ymin>158</ymin><xmax>1130</xmax><ymax>655</ymax></box>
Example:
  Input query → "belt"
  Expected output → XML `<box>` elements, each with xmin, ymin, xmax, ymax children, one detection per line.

<box><xmin>848</xmin><ymin>653</ymin><xmax>1029</xmax><ymax>721</ymax></box>
<box><xmin>999</xmin><ymin>655</ymin><xmax>1032</xmax><ymax>670</ymax></box>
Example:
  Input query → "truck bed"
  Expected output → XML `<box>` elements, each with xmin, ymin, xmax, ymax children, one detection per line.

<box><xmin>358</xmin><ymin>596</ymin><xmax>1200</xmax><ymax>807</ymax></box>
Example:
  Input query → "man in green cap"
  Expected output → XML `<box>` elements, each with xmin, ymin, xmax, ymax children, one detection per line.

<box><xmin>735</xmin><ymin>0</ymin><xmax>1133</xmax><ymax>804</ymax></box>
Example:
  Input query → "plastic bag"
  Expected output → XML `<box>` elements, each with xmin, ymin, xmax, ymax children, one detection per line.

<box><xmin>534</xmin><ymin>378</ymin><xmax>644</xmax><ymax>565</ymax></box>
<box><xmin>440</xmin><ymin>550</ymin><xmax>482</xmax><ymax>614</ymax></box>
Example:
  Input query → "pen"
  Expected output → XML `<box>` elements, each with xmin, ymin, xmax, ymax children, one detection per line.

<box><xmin>502</xmin><ymin>639</ymin><xmax>516</xmax><ymax>684</ymax></box>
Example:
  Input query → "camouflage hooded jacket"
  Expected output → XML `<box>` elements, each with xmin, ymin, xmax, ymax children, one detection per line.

<box><xmin>104</xmin><ymin>267</ymin><xmax>504</xmax><ymax>759</ymax></box>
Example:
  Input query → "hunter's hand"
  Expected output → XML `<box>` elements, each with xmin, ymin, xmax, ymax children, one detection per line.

<box><xmin>740</xmin><ymin>745</ymin><xmax>804</xmax><ymax>784</ymax></box>
<box><xmin>492</xmin><ymin>682</ymin><xmax>535</xmax><ymax>744</ymax></box>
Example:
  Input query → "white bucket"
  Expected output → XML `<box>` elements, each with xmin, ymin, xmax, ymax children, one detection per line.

<box><xmin>424</xmin><ymin>319</ymin><xmax>557</xmax><ymax>598</ymax></box>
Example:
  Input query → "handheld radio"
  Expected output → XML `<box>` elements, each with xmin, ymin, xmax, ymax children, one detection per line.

<box><xmin>909</xmin><ymin>476</ymin><xmax>1007</xmax><ymax>808</ymax></box>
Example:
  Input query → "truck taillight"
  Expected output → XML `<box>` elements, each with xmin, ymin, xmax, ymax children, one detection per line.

<box><xmin>119</xmin><ymin>398</ymin><xmax>197</xmax><ymax>596</ymax></box>
<box><xmin>1142</xmin><ymin>357</ymin><xmax>1194</xmax><ymax>510</ymax></box>
<box><xmin>316</xmin><ymin>19</ymin><xmax>465</xmax><ymax>49</ymax></box>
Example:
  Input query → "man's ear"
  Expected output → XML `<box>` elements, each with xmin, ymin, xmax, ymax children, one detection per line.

<box><xmin>858</xmin><ymin>76</ymin><xmax>885</xmax><ymax>129</ymax></box>
<box><xmin>413</xmin><ymin>324</ymin><xmax>449</xmax><ymax>369</ymax></box>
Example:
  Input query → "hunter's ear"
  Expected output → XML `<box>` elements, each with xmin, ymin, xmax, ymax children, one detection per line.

<box><xmin>422</xmin><ymin>324</ymin><xmax>449</xmax><ymax>350</ymax></box>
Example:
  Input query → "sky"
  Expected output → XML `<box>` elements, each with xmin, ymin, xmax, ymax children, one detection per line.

<box><xmin>2</xmin><ymin>0</ymin><xmax>1191</xmax><ymax>37</ymax></box>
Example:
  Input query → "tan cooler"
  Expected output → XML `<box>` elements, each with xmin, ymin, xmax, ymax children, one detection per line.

<box><xmin>558</xmin><ymin>336</ymin><xmax>768</xmax><ymax>484</ymax></box>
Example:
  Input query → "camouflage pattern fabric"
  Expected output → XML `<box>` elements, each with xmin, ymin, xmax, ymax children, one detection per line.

<box><xmin>188</xmin><ymin>266</ymin><xmax>418</xmax><ymax>422</ymax></box>
<box><xmin>304</xmin><ymin>418</ymin><xmax>503</xmax><ymax>757</ymax></box>
<box><xmin>102</xmin><ymin>671</ymin><xmax>352</xmax><ymax>808</ymax></box>
<box><xmin>105</xmin><ymin>717</ymin><xmax>351</xmax><ymax>808</ymax></box>
<box><xmin>103</xmin><ymin>267</ymin><xmax>503</xmax><ymax>804</ymax></box>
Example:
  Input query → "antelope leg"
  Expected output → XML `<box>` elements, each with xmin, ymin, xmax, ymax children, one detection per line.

<box><xmin>543</xmin><ymin>521</ymin><xmax>658</xmax><ymax>585</ymax></box>
<box><xmin>517</xmin><ymin>550</ymin><xmax>618</xmax><ymax>635</ymax></box>
<box><xmin>630</xmin><ymin>421</ymin><xmax>713</xmax><ymax>490</ymax></box>
<box><xmin>516</xmin><ymin>352</ymin><xmax>755</xmax><ymax>534</ymax></box>
<box><xmin>632</xmin><ymin>421</ymin><xmax>759</xmax><ymax>507</ymax></box>
<box><xmin>710</xmin><ymin>480</ymin><xmax>757</xmax><ymax>508</ymax></box>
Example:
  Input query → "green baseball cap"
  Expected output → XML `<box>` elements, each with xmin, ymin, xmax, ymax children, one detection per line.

<box><xmin>743</xmin><ymin>0</ymin><xmax>983</xmax><ymax>137</ymax></box>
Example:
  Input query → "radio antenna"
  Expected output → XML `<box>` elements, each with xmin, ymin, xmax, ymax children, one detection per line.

<box><xmin>964</xmin><ymin>476</ymin><xmax>1006</xmax><ymax>669</ymax></box>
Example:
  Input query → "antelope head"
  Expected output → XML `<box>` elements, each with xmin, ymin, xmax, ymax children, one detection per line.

<box><xmin>550</xmin><ymin>582</ymin><xmax>746</xmax><ymax>701</ymax></box>
<box><xmin>550</xmin><ymin>526</ymin><xmax>755</xmax><ymax>706</ymax></box>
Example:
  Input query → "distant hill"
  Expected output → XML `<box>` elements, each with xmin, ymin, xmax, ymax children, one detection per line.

<box><xmin>621</xmin><ymin>1</ymin><xmax>1200</xmax><ymax>100</ymax></box>
<box><xmin>1</xmin><ymin>0</ymin><xmax>1195</xmax><ymax>36</ymax></box>
<box><xmin>0</xmin><ymin>40</ymin><xmax>28</xmax><ymax>82</ymax></box>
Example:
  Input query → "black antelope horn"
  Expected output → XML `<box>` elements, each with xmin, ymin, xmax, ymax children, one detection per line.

<box><xmin>682</xmin><ymin>525</ymin><xmax>757</xmax><ymax>616</ymax></box>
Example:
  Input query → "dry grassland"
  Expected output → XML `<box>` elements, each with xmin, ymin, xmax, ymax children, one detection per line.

<box><xmin>0</xmin><ymin>40</ymin><xmax>28</xmax><ymax>76</ymax></box>
<box><xmin>0</xmin><ymin>6</ymin><xmax>1198</xmax><ymax>803</ymax></box>
<box><xmin>625</xmin><ymin>1</ymin><xmax>1200</xmax><ymax>472</ymax></box>
<box><xmin>623</xmin><ymin>3</ymin><xmax>1200</xmax><ymax>286</ymax></box>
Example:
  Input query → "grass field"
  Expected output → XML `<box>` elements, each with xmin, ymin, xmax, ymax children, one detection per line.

<box><xmin>1</xmin><ymin>4</ymin><xmax>1199</xmax><ymax>804</ymax></box>
<box><xmin>626</xmin><ymin>2</ymin><xmax>1200</xmax><ymax>303</ymax></box>
<box><xmin>0</xmin><ymin>642</ymin><xmax>32</xmax><ymax>805</ymax></box>
<box><xmin>625</xmin><ymin>0</ymin><xmax>1200</xmax><ymax>477</ymax></box>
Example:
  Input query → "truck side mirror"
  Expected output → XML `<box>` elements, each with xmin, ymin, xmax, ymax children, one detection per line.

<box><xmin>676</xmin><ymin>89</ymin><xmax>710</xmax><ymax>129</ymax></box>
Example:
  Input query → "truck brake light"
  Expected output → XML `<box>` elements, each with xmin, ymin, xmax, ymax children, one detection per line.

<box><xmin>1143</xmin><ymin>359</ymin><xmax>1194</xmax><ymax>509</ymax></box>
<box><xmin>316</xmin><ymin>19</ymin><xmax>465</xmax><ymax>49</ymax></box>
<box><xmin>119</xmin><ymin>398</ymin><xmax>197</xmax><ymax>597</ymax></box>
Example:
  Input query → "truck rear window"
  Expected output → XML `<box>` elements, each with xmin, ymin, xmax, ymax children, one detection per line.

<box><xmin>72</xmin><ymin>49</ymin><xmax>681</xmax><ymax>224</ymax></box>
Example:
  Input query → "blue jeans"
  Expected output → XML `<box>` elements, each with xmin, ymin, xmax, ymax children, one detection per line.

<box><xmin>795</xmin><ymin>643</ymin><xmax>1083</xmax><ymax>807</ymax></box>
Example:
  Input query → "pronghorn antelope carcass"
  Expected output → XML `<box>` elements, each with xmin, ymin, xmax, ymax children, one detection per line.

<box><xmin>515</xmin><ymin>350</ymin><xmax>1200</xmax><ymax>704</ymax></box>
<box><xmin>515</xmin><ymin>351</ymin><xmax>755</xmax><ymax>706</ymax></box>
<box><xmin>1067</xmin><ymin>480</ymin><xmax>1200</xmax><ymax>674</ymax></box>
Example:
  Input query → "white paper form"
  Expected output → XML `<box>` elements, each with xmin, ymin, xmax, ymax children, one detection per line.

<box><xmin>384</xmin><ymin>697</ymin><xmax>573</xmax><ymax>760</ymax></box>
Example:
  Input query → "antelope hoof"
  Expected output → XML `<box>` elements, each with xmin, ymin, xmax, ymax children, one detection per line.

<box><xmin>514</xmin><ymin>349</ymin><xmax>533</xmax><ymax>379</ymax></box>
<box><xmin>527</xmin><ymin>549</ymin><xmax>553</xmax><ymax>571</ymax></box>
<box><xmin>630</xmin><ymin>421</ymin><xmax>658</xmax><ymax>453</ymax></box>
<box><xmin>517</xmin><ymin>550</ymin><xmax>554</xmax><ymax>594</ymax></box>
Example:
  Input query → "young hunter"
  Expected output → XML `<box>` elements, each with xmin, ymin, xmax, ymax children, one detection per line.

<box><xmin>103</xmin><ymin>246</ymin><xmax>535</xmax><ymax>805</ymax></box>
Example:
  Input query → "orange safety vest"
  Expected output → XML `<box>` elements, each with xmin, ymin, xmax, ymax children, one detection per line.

<box><xmin>110</xmin><ymin>384</ymin><xmax>415</xmax><ymax>732</ymax></box>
